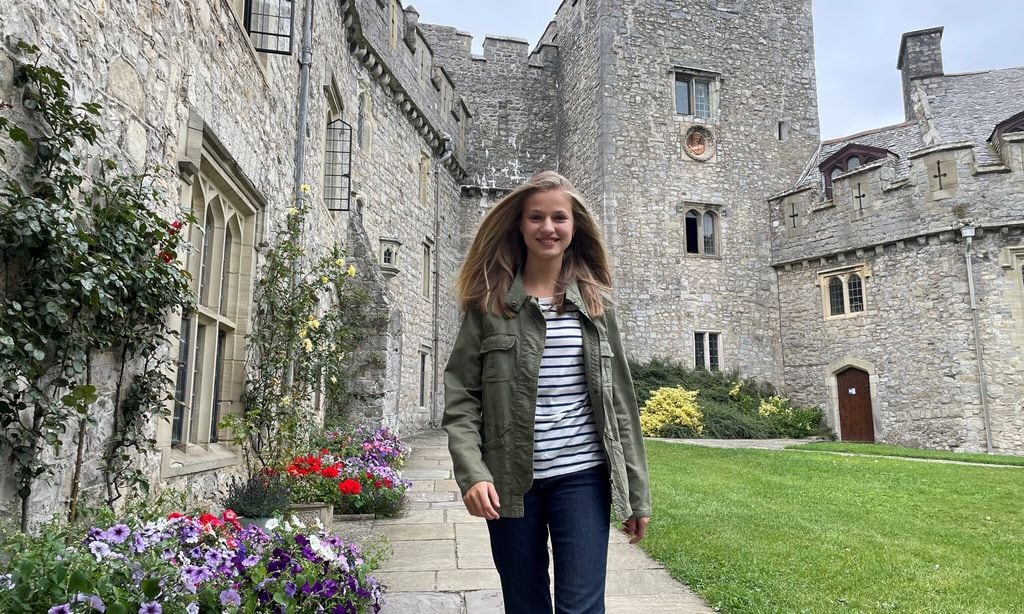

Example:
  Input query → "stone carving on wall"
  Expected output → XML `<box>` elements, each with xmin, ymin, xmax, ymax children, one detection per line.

<box><xmin>684</xmin><ymin>126</ymin><xmax>715</xmax><ymax>161</ymax></box>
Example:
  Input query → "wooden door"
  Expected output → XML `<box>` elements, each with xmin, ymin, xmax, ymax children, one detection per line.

<box><xmin>837</xmin><ymin>367</ymin><xmax>874</xmax><ymax>442</ymax></box>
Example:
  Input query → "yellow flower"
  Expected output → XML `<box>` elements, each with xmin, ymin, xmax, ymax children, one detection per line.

<box><xmin>347</xmin><ymin>264</ymin><xmax>357</xmax><ymax>278</ymax></box>
<box><xmin>335</xmin><ymin>258</ymin><xmax>345</xmax><ymax>267</ymax></box>
<box><xmin>308</xmin><ymin>318</ymin><xmax>320</xmax><ymax>330</ymax></box>
<box><xmin>320</xmin><ymin>276</ymin><xmax>329</xmax><ymax>284</ymax></box>
<box><xmin>300</xmin><ymin>183</ymin><xmax>311</xmax><ymax>194</ymax></box>
<box><xmin>303</xmin><ymin>338</ymin><xmax>314</xmax><ymax>353</ymax></box>
<box><xmin>281</xmin><ymin>395</ymin><xmax>292</xmax><ymax>407</ymax></box>
<box><xmin>329</xmin><ymin>376</ymin><xmax>338</xmax><ymax>384</ymax></box>
<box><xmin>299</xmin><ymin>328</ymin><xmax>307</xmax><ymax>339</ymax></box>
<box><xmin>287</xmin><ymin>207</ymin><xmax>299</xmax><ymax>216</ymax></box>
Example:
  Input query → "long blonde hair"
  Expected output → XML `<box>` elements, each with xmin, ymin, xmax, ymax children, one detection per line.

<box><xmin>455</xmin><ymin>171</ymin><xmax>612</xmax><ymax>317</ymax></box>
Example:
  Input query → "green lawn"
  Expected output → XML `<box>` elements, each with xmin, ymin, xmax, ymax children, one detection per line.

<box><xmin>787</xmin><ymin>442</ymin><xmax>1024</xmax><ymax>467</ymax></box>
<box><xmin>641</xmin><ymin>441</ymin><xmax>1024</xmax><ymax>613</ymax></box>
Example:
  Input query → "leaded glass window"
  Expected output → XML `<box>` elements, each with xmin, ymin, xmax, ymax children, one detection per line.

<box><xmin>848</xmin><ymin>274</ymin><xmax>864</xmax><ymax>313</ymax></box>
<box><xmin>694</xmin><ymin>332</ymin><xmax>706</xmax><ymax>369</ymax></box>
<box><xmin>171</xmin><ymin>316</ymin><xmax>192</xmax><ymax>445</ymax></box>
<box><xmin>324</xmin><ymin>119</ymin><xmax>353</xmax><ymax>211</ymax></box>
<box><xmin>244</xmin><ymin>0</ymin><xmax>295</xmax><ymax>55</ymax></box>
<box><xmin>828</xmin><ymin>277</ymin><xmax>845</xmax><ymax>316</ymax></box>
<box><xmin>675</xmin><ymin>74</ymin><xmax>714</xmax><ymax>119</ymax></box>
<box><xmin>199</xmin><ymin>212</ymin><xmax>216</xmax><ymax>306</ymax></box>
<box><xmin>703</xmin><ymin>212</ymin><xmax>717</xmax><ymax>255</ymax></box>
<box><xmin>708</xmin><ymin>333</ymin><xmax>720</xmax><ymax>371</ymax></box>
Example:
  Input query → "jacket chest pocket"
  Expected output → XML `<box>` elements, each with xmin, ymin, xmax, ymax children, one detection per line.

<box><xmin>481</xmin><ymin>334</ymin><xmax>517</xmax><ymax>382</ymax></box>
<box><xmin>599</xmin><ymin>341</ymin><xmax>615</xmax><ymax>389</ymax></box>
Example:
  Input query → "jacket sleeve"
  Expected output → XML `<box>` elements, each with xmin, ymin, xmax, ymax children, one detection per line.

<box><xmin>442</xmin><ymin>310</ymin><xmax>494</xmax><ymax>495</ymax></box>
<box><xmin>606</xmin><ymin>304</ymin><xmax>653</xmax><ymax>518</ymax></box>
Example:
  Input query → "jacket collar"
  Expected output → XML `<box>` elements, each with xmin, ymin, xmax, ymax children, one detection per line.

<box><xmin>505</xmin><ymin>270</ymin><xmax>589</xmax><ymax>318</ymax></box>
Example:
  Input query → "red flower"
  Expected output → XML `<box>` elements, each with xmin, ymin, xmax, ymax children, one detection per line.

<box><xmin>222</xmin><ymin>509</ymin><xmax>238</xmax><ymax>522</ymax></box>
<box><xmin>159</xmin><ymin>250</ymin><xmax>174</xmax><ymax>264</ymax></box>
<box><xmin>373</xmin><ymin>480</ymin><xmax>383</xmax><ymax>489</ymax></box>
<box><xmin>320</xmin><ymin>466</ymin><xmax>340</xmax><ymax>479</ymax></box>
<box><xmin>198</xmin><ymin>513</ymin><xmax>222</xmax><ymax>527</ymax></box>
<box><xmin>167</xmin><ymin>512</ymin><xmax>186</xmax><ymax>520</ymax></box>
<box><xmin>383</xmin><ymin>478</ymin><xmax>392</xmax><ymax>489</ymax></box>
<box><xmin>169</xmin><ymin>220</ymin><xmax>183</xmax><ymax>235</ymax></box>
<box><xmin>338</xmin><ymin>478</ymin><xmax>362</xmax><ymax>495</ymax></box>
<box><xmin>321</xmin><ymin>448</ymin><xmax>330</xmax><ymax>455</ymax></box>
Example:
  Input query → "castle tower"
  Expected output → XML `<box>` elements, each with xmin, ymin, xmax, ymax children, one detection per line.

<box><xmin>549</xmin><ymin>0</ymin><xmax>820</xmax><ymax>380</ymax></box>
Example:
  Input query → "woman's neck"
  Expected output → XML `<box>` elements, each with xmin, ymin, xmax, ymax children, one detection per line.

<box><xmin>521</xmin><ymin>256</ymin><xmax>562</xmax><ymax>298</ymax></box>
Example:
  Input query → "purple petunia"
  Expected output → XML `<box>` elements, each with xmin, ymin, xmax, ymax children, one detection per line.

<box><xmin>47</xmin><ymin>605</ymin><xmax>71</xmax><ymax>614</ymax></box>
<box><xmin>219</xmin><ymin>588</ymin><xmax>241</xmax><ymax>607</ymax></box>
<box><xmin>89</xmin><ymin>540</ymin><xmax>111</xmax><ymax>561</ymax></box>
<box><xmin>138</xmin><ymin>602</ymin><xmax>162</xmax><ymax>614</ymax></box>
<box><xmin>102</xmin><ymin>524</ymin><xmax>131</xmax><ymax>544</ymax></box>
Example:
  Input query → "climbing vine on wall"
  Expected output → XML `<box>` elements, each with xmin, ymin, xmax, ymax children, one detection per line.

<box><xmin>0</xmin><ymin>42</ymin><xmax>193</xmax><ymax>530</ymax></box>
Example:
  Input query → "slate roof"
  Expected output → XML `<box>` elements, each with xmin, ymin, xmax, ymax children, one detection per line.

<box><xmin>793</xmin><ymin>121</ymin><xmax>922</xmax><ymax>192</ymax></box>
<box><xmin>788</xmin><ymin>65</ymin><xmax>1024</xmax><ymax>194</ymax></box>
<box><xmin>929</xmin><ymin>66</ymin><xmax>1024</xmax><ymax>165</ymax></box>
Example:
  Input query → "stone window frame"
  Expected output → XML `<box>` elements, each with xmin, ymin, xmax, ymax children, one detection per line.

<box><xmin>681</xmin><ymin>202</ymin><xmax>722</xmax><ymax>258</ymax></box>
<box><xmin>228</xmin><ymin>0</ymin><xmax>294</xmax><ymax>59</ymax></box>
<box><xmin>323</xmin><ymin>77</ymin><xmax>352</xmax><ymax>212</ymax></box>
<box><xmin>389</xmin><ymin>0</ymin><xmax>400</xmax><ymax>50</ymax></box>
<box><xmin>418</xmin><ymin>153</ymin><xmax>431</xmax><ymax>206</ymax></box>
<box><xmin>421</xmin><ymin>238</ymin><xmax>433</xmax><ymax>299</ymax></box>
<box><xmin>418</xmin><ymin>345</ymin><xmax>432</xmax><ymax>407</ymax></box>
<box><xmin>356</xmin><ymin>89</ymin><xmax>373</xmax><ymax>153</ymax></box>
<box><xmin>819</xmin><ymin>144</ymin><xmax>891</xmax><ymax>200</ymax></box>
<box><xmin>694</xmin><ymin>331</ymin><xmax>722</xmax><ymax>371</ymax></box>
<box><xmin>817</xmin><ymin>264</ymin><xmax>870</xmax><ymax>320</ymax></box>
<box><xmin>672</xmin><ymin>67</ymin><xmax>721</xmax><ymax>121</ymax></box>
<box><xmin>161</xmin><ymin>112</ymin><xmax>264</xmax><ymax>478</ymax></box>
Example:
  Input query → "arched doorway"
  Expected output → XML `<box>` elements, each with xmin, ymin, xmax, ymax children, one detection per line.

<box><xmin>836</xmin><ymin>367</ymin><xmax>874</xmax><ymax>442</ymax></box>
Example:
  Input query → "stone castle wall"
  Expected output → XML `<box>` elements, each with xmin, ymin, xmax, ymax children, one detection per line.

<box><xmin>581</xmin><ymin>0</ymin><xmax>820</xmax><ymax>381</ymax></box>
<box><xmin>419</xmin><ymin>24</ymin><xmax>560</xmax><ymax>190</ymax></box>
<box><xmin>777</xmin><ymin>228</ymin><xmax>1024</xmax><ymax>454</ymax></box>
<box><xmin>0</xmin><ymin>0</ymin><xmax>468</xmax><ymax>524</ymax></box>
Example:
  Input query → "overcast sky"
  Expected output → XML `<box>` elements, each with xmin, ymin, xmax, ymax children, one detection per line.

<box><xmin>409</xmin><ymin>1</ymin><xmax>1024</xmax><ymax>140</ymax></box>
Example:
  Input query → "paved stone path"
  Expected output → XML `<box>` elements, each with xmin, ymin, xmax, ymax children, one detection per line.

<box><xmin>343</xmin><ymin>430</ymin><xmax>713</xmax><ymax>614</ymax></box>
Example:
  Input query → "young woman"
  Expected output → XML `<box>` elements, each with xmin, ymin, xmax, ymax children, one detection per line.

<box><xmin>443</xmin><ymin>171</ymin><xmax>651</xmax><ymax>614</ymax></box>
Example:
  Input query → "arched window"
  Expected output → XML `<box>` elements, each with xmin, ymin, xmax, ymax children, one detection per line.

<box><xmin>199</xmin><ymin>209</ymin><xmax>216</xmax><ymax>307</ymax></box>
<box><xmin>685</xmin><ymin>210</ymin><xmax>700</xmax><ymax>254</ymax></box>
<box><xmin>219</xmin><ymin>225</ymin><xmax>234</xmax><ymax>313</ymax></box>
<box><xmin>828</xmin><ymin>277</ymin><xmax>845</xmax><ymax>316</ymax></box>
<box><xmin>383</xmin><ymin>247</ymin><xmax>393</xmax><ymax>265</ymax></box>
<box><xmin>846</xmin><ymin>156</ymin><xmax>860</xmax><ymax>171</ymax></box>
<box><xmin>847</xmin><ymin>274</ymin><xmax>864</xmax><ymax>312</ymax></box>
<box><xmin>703</xmin><ymin>212</ymin><xmax>717</xmax><ymax>255</ymax></box>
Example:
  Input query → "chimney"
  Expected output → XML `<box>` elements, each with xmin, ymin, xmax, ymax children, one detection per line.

<box><xmin>897</xmin><ymin>27</ymin><xmax>944</xmax><ymax>120</ymax></box>
<box><xmin>403</xmin><ymin>5</ymin><xmax>420</xmax><ymax>49</ymax></box>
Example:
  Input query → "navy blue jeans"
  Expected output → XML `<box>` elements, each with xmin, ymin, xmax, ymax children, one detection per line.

<box><xmin>486</xmin><ymin>464</ymin><xmax>611</xmax><ymax>614</ymax></box>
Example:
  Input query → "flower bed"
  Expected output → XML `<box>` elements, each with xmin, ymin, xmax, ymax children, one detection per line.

<box><xmin>0</xmin><ymin>511</ymin><xmax>382</xmax><ymax>613</ymax></box>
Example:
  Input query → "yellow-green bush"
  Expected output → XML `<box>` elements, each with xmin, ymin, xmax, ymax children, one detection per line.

<box><xmin>640</xmin><ymin>386</ymin><xmax>703</xmax><ymax>437</ymax></box>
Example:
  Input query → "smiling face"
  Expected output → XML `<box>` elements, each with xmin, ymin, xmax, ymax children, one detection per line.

<box><xmin>520</xmin><ymin>189</ymin><xmax>575</xmax><ymax>266</ymax></box>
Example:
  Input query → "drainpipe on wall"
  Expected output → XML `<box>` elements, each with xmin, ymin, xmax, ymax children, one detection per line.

<box><xmin>431</xmin><ymin>135</ymin><xmax>455</xmax><ymax>427</ymax></box>
<box><xmin>961</xmin><ymin>225</ymin><xmax>994</xmax><ymax>453</ymax></box>
<box><xmin>286</xmin><ymin>0</ymin><xmax>315</xmax><ymax>392</ymax></box>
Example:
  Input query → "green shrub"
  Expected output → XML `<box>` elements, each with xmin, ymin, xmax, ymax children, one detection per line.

<box><xmin>630</xmin><ymin>358</ymin><xmax>827</xmax><ymax>440</ymax></box>
<box><xmin>640</xmin><ymin>386</ymin><xmax>703</xmax><ymax>437</ymax></box>
<box><xmin>223</xmin><ymin>475</ymin><xmax>291</xmax><ymax>518</ymax></box>
<box><xmin>699</xmin><ymin>399</ymin><xmax>775</xmax><ymax>439</ymax></box>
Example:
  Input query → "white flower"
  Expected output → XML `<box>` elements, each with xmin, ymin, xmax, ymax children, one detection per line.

<box><xmin>264</xmin><ymin>518</ymin><xmax>279</xmax><ymax>531</ymax></box>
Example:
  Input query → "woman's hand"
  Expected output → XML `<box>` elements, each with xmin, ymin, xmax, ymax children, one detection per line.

<box><xmin>622</xmin><ymin>516</ymin><xmax>649</xmax><ymax>544</ymax></box>
<box><xmin>463</xmin><ymin>481</ymin><xmax>501</xmax><ymax>520</ymax></box>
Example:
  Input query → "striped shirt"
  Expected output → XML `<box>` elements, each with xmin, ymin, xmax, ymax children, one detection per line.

<box><xmin>533</xmin><ymin>297</ymin><xmax>606</xmax><ymax>479</ymax></box>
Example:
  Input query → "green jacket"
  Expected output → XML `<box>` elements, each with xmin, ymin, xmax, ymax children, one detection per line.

<box><xmin>442</xmin><ymin>274</ymin><xmax>652</xmax><ymax>520</ymax></box>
